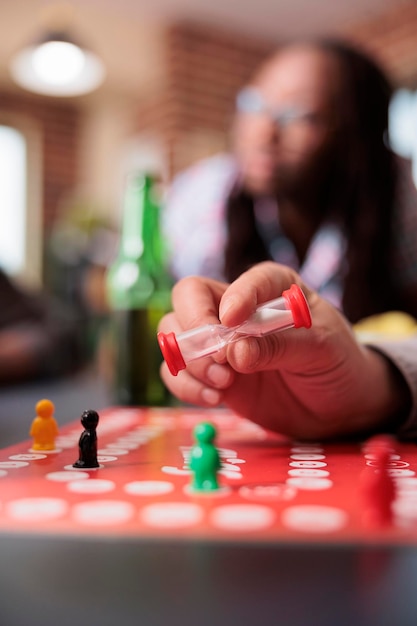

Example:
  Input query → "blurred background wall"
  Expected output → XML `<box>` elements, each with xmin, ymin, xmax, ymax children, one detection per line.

<box><xmin>0</xmin><ymin>0</ymin><xmax>416</xmax><ymax>290</ymax></box>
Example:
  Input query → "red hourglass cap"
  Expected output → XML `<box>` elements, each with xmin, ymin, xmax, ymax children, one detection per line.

<box><xmin>157</xmin><ymin>331</ymin><xmax>186</xmax><ymax>376</ymax></box>
<box><xmin>282</xmin><ymin>284</ymin><xmax>312</xmax><ymax>329</ymax></box>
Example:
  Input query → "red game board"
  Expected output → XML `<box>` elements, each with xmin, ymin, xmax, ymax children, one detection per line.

<box><xmin>1</xmin><ymin>406</ymin><xmax>417</xmax><ymax>543</ymax></box>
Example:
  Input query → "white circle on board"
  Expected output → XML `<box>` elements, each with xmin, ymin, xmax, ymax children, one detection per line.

<box><xmin>211</xmin><ymin>504</ymin><xmax>275</xmax><ymax>532</ymax></box>
<box><xmin>141</xmin><ymin>502</ymin><xmax>204</xmax><ymax>528</ymax></box>
<box><xmin>388</xmin><ymin>469</ymin><xmax>415</xmax><ymax>477</ymax></box>
<box><xmin>97</xmin><ymin>455</ymin><xmax>118</xmax><ymax>463</ymax></box>
<box><xmin>161</xmin><ymin>466</ymin><xmax>191</xmax><ymax>476</ymax></box>
<box><xmin>47</xmin><ymin>471</ymin><xmax>89</xmax><ymax>482</ymax></box>
<box><xmin>0</xmin><ymin>470</ymin><xmax>8</xmax><ymax>478</ymax></box>
<box><xmin>365</xmin><ymin>453</ymin><xmax>400</xmax><ymax>461</ymax></box>
<box><xmin>6</xmin><ymin>498</ymin><xmax>68</xmax><ymax>522</ymax></box>
<box><xmin>239</xmin><ymin>484</ymin><xmax>297</xmax><ymax>502</ymax></box>
<box><xmin>67</xmin><ymin>479</ymin><xmax>115</xmax><ymax>494</ymax></box>
<box><xmin>367</xmin><ymin>460</ymin><xmax>409</xmax><ymax>469</ymax></box>
<box><xmin>286</xmin><ymin>477</ymin><xmax>333</xmax><ymax>491</ymax></box>
<box><xmin>99</xmin><ymin>448</ymin><xmax>129</xmax><ymax>456</ymax></box>
<box><xmin>0</xmin><ymin>461</ymin><xmax>29</xmax><ymax>469</ymax></box>
<box><xmin>119</xmin><ymin>433</ymin><xmax>148</xmax><ymax>441</ymax></box>
<box><xmin>394</xmin><ymin>477</ymin><xmax>417</xmax><ymax>492</ymax></box>
<box><xmin>28</xmin><ymin>448</ymin><xmax>62</xmax><ymax>455</ymax></box>
<box><xmin>220</xmin><ymin>462</ymin><xmax>241</xmax><ymax>472</ymax></box>
<box><xmin>10</xmin><ymin>453</ymin><xmax>47</xmax><ymax>461</ymax></box>
<box><xmin>288</xmin><ymin>469</ymin><xmax>329</xmax><ymax>478</ymax></box>
<box><xmin>289</xmin><ymin>461</ymin><xmax>327</xmax><ymax>468</ymax></box>
<box><xmin>393</xmin><ymin>497</ymin><xmax>417</xmax><ymax>518</ymax></box>
<box><xmin>290</xmin><ymin>454</ymin><xmax>326</xmax><ymax>461</ymax></box>
<box><xmin>72</xmin><ymin>500</ymin><xmax>135</xmax><ymax>525</ymax></box>
<box><xmin>282</xmin><ymin>505</ymin><xmax>348</xmax><ymax>533</ymax></box>
<box><xmin>108</xmin><ymin>442</ymin><xmax>138</xmax><ymax>450</ymax></box>
<box><xmin>387</xmin><ymin>461</ymin><xmax>409</xmax><ymax>468</ymax></box>
<box><xmin>125</xmin><ymin>481</ymin><xmax>174</xmax><ymax>496</ymax></box>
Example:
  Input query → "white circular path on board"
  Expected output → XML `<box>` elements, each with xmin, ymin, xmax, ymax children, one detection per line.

<box><xmin>6</xmin><ymin>498</ymin><xmax>69</xmax><ymax>521</ymax></box>
<box><xmin>281</xmin><ymin>505</ymin><xmax>348</xmax><ymax>533</ymax></box>
<box><xmin>2</xmin><ymin>441</ymin><xmax>349</xmax><ymax>534</ymax></box>
<box><xmin>72</xmin><ymin>501</ymin><xmax>135</xmax><ymax>525</ymax></box>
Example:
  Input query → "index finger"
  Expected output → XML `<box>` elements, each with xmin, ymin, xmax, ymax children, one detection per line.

<box><xmin>219</xmin><ymin>262</ymin><xmax>312</xmax><ymax>327</ymax></box>
<box><xmin>171</xmin><ymin>275</ymin><xmax>229</xmax><ymax>330</ymax></box>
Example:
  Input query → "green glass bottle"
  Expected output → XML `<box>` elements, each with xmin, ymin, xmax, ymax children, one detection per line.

<box><xmin>106</xmin><ymin>173</ymin><xmax>172</xmax><ymax>406</ymax></box>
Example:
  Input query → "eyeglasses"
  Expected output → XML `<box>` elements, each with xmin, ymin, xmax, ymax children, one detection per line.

<box><xmin>236</xmin><ymin>86</ymin><xmax>322</xmax><ymax>127</ymax></box>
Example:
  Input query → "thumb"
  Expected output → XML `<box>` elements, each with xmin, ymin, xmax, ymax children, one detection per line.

<box><xmin>226</xmin><ymin>294</ymin><xmax>340</xmax><ymax>374</ymax></box>
<box><xmin>226</xmin><ymin>327</ymin><xmax>306</xmax><ymax>373</ymax></box>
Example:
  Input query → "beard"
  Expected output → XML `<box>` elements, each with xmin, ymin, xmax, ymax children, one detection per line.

<box><xmin>242</xmin><ymin>142</ymin><xmax>339</xmax><ymax>204</ymax></box>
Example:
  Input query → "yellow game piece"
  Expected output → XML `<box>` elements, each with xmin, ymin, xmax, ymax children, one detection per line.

<box><xmin>29</xmin><ymin>399</ymin><xmax>59</xmax><ymax>451</ymax></box>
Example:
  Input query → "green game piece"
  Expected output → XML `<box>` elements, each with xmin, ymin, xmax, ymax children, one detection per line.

<box><xmin>189</xmin><ymin>422</ymin><xmax>221</xmax><ymax>491</ymax></box>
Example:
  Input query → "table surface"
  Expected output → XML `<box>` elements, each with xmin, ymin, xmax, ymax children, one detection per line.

<box><xmin>1</xmin><ymin>381</ymin><xmax>417</xmax><ymax>626</ymax></box>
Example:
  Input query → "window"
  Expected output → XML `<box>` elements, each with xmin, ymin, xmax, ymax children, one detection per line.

<box><xmin>0</xmin><ymin>118</ymin><xmax>42</xmax><ymax>285</ymax></box>
<box><xmin>389</xmin><ymin>89</ymin><xmax>417</xmax><ymax>187</ymax></box>
<box><xmin>0</xmin><ymin>125</ymin><xmax>27</xmax><ymax>276</ymax></box>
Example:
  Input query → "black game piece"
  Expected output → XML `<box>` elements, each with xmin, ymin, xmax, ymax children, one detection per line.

<box><xmin>73</xmin><ymin>409</ymin><xmax>100</xmax><ymax>469</ymax></box>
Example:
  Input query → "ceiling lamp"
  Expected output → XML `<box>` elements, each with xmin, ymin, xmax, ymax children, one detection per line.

<box><xmin>10</xmin><ymin>31</ymin><xmax>106</xmax><ymax>97</ymax></box>
<box><xmin>9</xmin><ymin>4</ymin><xmax>106</xmax><ymax>97</ymax></box>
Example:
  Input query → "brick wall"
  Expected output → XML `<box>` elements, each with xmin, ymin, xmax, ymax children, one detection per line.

<box><xmin>345</xmin><ymin>0</ymin><xmax>417</xmax><ymax>88</ymax></box>
<box><xmin>136</xmin><ymin>22</ymin><xmax>274</xmax><ymax>177</ymax></box>
<box><xmin>0</xmin><ymin>90</ymin><xmax>80</xmax><ymax>231</ymax></box>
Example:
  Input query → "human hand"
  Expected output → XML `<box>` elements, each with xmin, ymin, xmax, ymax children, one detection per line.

<box><xmin>159</xmin><ymin>262</ymin><xmax>408</xmax><ymax>439</ymax></box>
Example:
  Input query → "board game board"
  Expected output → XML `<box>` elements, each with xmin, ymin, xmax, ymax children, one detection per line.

<box><xmin>1</xmin><ymin>406</ymin><xmax>417</xmax><ymax>543</ymax></box>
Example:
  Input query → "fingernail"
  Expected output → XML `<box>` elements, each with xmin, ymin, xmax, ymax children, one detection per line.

<box><xmin>219</xmin><ymin>296</ymin><xmax>236</xmax><ymax>322</ymax></box>
<box><xmin>246</xmin><ymin>338</ymin><xmax>261</xmax><ymax>369</ymax></box>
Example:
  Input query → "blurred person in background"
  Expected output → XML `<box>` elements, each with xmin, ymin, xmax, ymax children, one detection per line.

<box><xmin>163</xmin><ymin>38</ymin><xmax>417</xmax><ymax>324</ymax></box>
<box><xmin>0</xmin><ymin>267</ymin><xmax>84</xmax><ymax>385</ymax></box>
